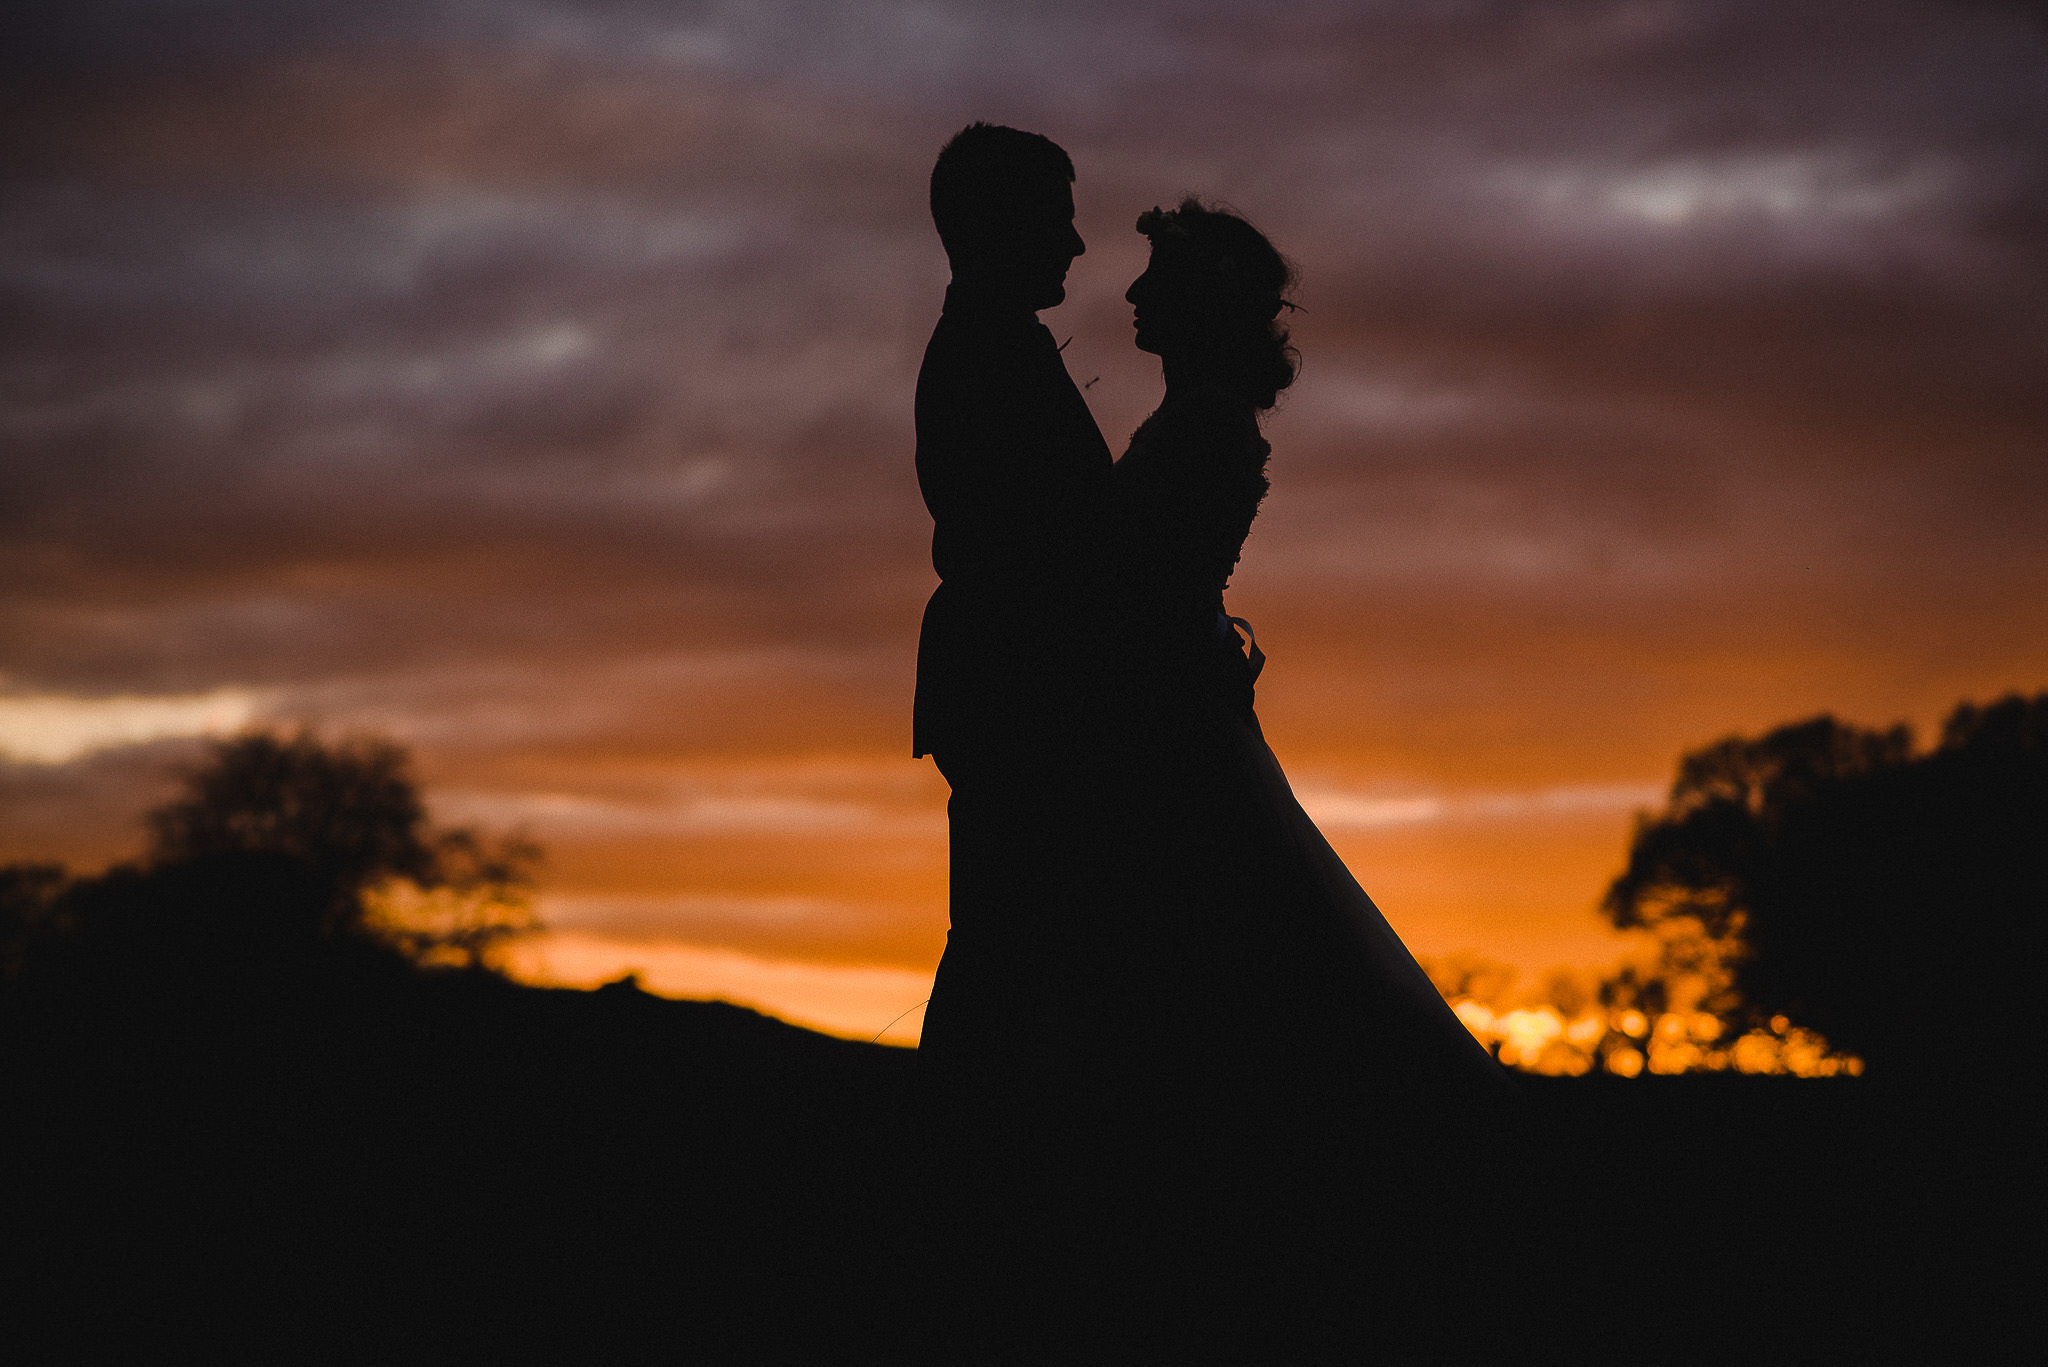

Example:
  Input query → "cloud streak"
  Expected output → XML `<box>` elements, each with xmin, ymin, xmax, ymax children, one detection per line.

<box><xmin>0</xmin><ymin>688</ymin><xmax>272</xmax><ymax>764</ymax></box>
<box><xmin>1298</xmin><ymin>782</ymin><xmax>1667</xmax><ymax>831</ymax></box>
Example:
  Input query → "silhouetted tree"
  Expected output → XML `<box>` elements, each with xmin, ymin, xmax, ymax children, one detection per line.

<box><xmin>2</xmin><ymin>731</ymin><xmax>539</xmax><ymax>996</ymax></box>
<box><xmin>360</xmin><ymin>824</ymin><xmax>544</xmax><ymax>971</ymax></box>
<box><xmin>148</xmin><ymin>732</ymin><xmax>435</xmax><ymax>933</ymax></box>
<box><xmin>0</xmin><ymin>862</ymin><xmax>70</xmax><ymax>985</ymax></box>
<box><xmin>151</xmin><ymin>731</ymin><xmax>540</xmax><ymax>965</ymax></box>
<box><xmin>1605</xmin><ymin>694</ymin><xmax>2048</xmax><ymax>1079</ymax></box>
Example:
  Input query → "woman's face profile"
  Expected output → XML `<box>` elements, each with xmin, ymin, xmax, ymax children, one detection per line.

<box><xmin>1126</xmin><ymin>244</ymin><xmax>1202</xmax><ymax>357</ymax></box>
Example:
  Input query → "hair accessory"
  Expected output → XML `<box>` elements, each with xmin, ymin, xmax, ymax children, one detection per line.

<box><xmin>1136</xmin><ymin>206</ymin><xmax>1190</xmax><ymax>240</ymax></box>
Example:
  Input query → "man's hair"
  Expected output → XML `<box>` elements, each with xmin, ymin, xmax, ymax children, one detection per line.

<box><xmin>929</xmin><ymin>123</ymin><xmax>1075</xmax><ymax>265</ymax></box>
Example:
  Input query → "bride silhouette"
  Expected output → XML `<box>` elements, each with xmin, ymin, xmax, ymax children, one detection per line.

<box><xmin>1090</xmin><ymin>199</ymin><xmax>1509</xmax><ymax>1134</ymax></box>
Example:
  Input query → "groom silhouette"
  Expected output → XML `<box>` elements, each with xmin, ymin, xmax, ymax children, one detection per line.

<box><xmin>912</xmin><ymin>124</ymin><xmax>1114</xmax><ymax>1118</ymax></box>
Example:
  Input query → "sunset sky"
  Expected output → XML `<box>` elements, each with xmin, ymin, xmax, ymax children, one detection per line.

<box><xmin>5</xmin><ymin>0</ymin><xmax>2045</xmax><ymax>1043</ymax></box>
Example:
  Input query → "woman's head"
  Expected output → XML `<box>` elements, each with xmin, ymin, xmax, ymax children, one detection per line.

<box><xmin>1127</xmin><ymin>198</ymin><xmax>1298</xmax><ymax>409</ymax></box>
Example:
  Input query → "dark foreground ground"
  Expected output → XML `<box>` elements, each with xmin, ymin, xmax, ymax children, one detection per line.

<box><xmin>3</xmin><ymin>970</ymin><xmax>2029</xmax><ymax>1363</ymax></box>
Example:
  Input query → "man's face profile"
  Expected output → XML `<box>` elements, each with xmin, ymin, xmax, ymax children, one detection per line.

<box><xmin>930</xmin><ymin>125</ymin><xmax>1084</xmax><ymax>311</ymax></box>
<box><xmin>956</xmin><ymin>174</ymin><xmax>1082</xmax><ymax>310</ymax></box>
<box><xmin>1013</xmin><ymin>178</ymin><xmax>1085</xmax><ymax>310</ymax></box>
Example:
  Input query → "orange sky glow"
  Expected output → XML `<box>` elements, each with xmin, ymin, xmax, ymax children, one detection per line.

<box><xmin>4</xmin><ymin>1</ymin><xmax>2045</xmax><ymax>1046</ymax></box>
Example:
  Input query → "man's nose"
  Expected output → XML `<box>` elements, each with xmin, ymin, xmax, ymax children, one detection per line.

<box><xmin>1068</xmin><ymin>224</ymin><xmax>1086</xmax><ymax>259</ymax></box>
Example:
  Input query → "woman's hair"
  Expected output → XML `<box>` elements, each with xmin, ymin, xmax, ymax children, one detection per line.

<box><xmin>1137</xmin><ymin>198</ymin><xmax>1300</xmax><ymax>410</ymax></box>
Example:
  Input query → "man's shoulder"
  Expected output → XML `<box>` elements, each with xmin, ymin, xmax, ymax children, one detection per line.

<box><xmin>917</xmin><ymin>309</ymin><xmax>1052</xmax><ymax>419</ymax></box>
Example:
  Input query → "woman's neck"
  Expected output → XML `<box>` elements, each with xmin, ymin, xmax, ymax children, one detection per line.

<box><xmin>1161</xmin><ymin>352</ymin><xmax>1248</xmax><ymax>409</ymax></box>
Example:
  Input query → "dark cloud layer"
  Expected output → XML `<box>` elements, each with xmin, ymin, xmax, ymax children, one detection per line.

<box><xmin>5</xmin><ymin>1</ymin><xmax>2045</xmax><ymax>980</ymax></box>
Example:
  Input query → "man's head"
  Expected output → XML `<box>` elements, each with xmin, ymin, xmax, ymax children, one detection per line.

<box><xmin>930</xmin><ymin>123</ymin><xmax>1084</xmax><ymax>309</ymax></box>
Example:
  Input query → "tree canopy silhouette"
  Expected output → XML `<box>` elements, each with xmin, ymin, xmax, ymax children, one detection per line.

<box><xmin>149</xmin><ymin>732</ymin><xmax>436</xmax><ymax>933</ymax></box>
<box><xmin>0</xmin><ymin>731</ymin><xmax>540</xmax><ymax>995</ymax></box>
<box><xmin>146</xmin><ymin>731</ymin><xmax>540</xmax><ymax>965</ymax></box>
<box><xmin>1605</xmin><ymin>692</ymin><xmax>2048</xmax><ymax>1080</ymax></box>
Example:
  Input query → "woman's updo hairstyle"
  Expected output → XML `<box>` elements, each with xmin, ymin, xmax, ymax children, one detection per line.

<box><xmin>1136</xmin><ymin>197</ymin><xmax>1300</xmax><ymax>410</ymax></box>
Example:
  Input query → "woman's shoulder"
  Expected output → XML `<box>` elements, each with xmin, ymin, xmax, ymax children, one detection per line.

<box><xmin>1122</xmin><ymin>396</ymin><xmax>1267</xmax><ymax>464</ymax></box>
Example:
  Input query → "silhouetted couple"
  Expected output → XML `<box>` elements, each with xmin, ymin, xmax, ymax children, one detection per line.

<box><xmin>911</xmin><ymin>124</ymin><xmax>1509</xmax><ymax>1357</ymax></box>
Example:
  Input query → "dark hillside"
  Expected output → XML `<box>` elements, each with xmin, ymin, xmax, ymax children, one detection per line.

<box><xmin>6</xmin><ymin>966</ymin><xmax>2028</xmax><ymax>1362</ymax></box>
<box><xmin>5</xmin><ymin>968</ymin><xmax>921</xmax><ymax>1361</ymax></box>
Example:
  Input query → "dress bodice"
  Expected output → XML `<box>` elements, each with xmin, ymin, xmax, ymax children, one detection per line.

<box><xmin>1111</xmin><ymin>392</ymin><xmax>1270</xmax><ymax>712</ymax></box>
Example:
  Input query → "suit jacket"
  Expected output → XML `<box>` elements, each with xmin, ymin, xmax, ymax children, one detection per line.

<box><xmin>913</xmin><ymin>283</ymin><xmax>1113</xmax><ymax>764</ymax></box>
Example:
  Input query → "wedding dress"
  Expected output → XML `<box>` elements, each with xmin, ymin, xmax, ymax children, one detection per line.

<box><xmin>1090</xmin><ymin>389</ymin><xmax>1511</xmax><ymax>1137</ymax></box>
